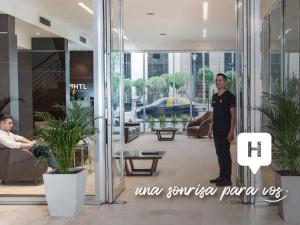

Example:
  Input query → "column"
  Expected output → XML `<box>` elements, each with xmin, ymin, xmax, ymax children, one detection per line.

<box><xmin>0</xmin><ymin>14</ymin><xmax>20</xmax><ymax>131</ymax></box>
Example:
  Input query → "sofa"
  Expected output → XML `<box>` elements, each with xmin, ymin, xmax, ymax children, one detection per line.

<box><xmin>0</xmin><ymin>148</ymin><xmax>47</xmax><ymax>184</ymax></box>
<box><xmin>187</xmin><ymin>112</ymin><xmax>212</xmax><ymax>138</ymax></box>
<box><xmin>124</xmin><ymin>122</ymin><xmax>140</xmax><ymax>143</ymax></box>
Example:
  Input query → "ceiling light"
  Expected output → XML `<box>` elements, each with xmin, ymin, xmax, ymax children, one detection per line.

<box><xmin>78</xmin><ymin>2</ymin><xmax>93</xmax><ymax>15</ymax></box>
<box><xmin>277</xmin><ymin>28</ymin><xmax>292</xmax><ymax>40</ymax></box>
<box><xmin>146</xmin><ymin>12</ymin><xmax>155</xmax><ymax>15</ymax></box>
<box><xmin>285</xmin><ymin>28</ymin><xmax>292</xmax><ymax>35</ymax></box>
<box><xmin>277</xmin><ymin>34</ymin><xmax>281</xmax><ymax>40</ymax></box>
<box><xmin>203</xmin><ymin>28</ymin><xmax>207</xmax><ymax>39</ymax></box>
<box><xmin>203</xmin><ymin>1</ymin><xmax>208</xmax><ymax>21</ymax></box>
<box><xmin>36</xmin><ymin>32</ymin><xmax>40</xmax><ymax>36</ymax></box>
<box><xmin>113</xmin><ymin>28</ymin><xmax>129</xmax><ymax>40</ymax></box>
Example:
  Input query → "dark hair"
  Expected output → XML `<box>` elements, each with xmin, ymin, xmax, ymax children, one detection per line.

<box><xmin>0</xmin><ymin>113</ymin><xmax>13</xmax><ymax>122</ymax></box>
<box><xmin>216</xmin><ymin>73</ymin><xmax>227</xmax><ymax>81</ymax></box>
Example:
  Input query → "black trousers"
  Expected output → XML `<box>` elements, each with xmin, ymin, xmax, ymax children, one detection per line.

<box><xmin>213</xmin><ymin>129</ymin><xmax>232</xmax><ymax>180</ymax></box>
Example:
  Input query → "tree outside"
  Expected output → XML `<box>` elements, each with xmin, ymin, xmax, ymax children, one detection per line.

<box><xmin>197</xmin><ymin>67</ymin><xmax>214</xmax><ymax>84</ymax></box>
<box><xmin>146</xmin><ymin>76</ymin><xmax>168</xmax><ymax>102</ymax></box>
<box><xmin>132</xmin><ymin>78</ymin><xmax>144</xmax><ymax>99</ymax></box>
<box><xmin>169</xmin><ymin>72</ymin><xmax>188</xmax><ymax>92</ymax></box>
<box><xmin>225</xmin><ymin>70</ymin><xmax>236</xmax><ymax>93</ymax></box>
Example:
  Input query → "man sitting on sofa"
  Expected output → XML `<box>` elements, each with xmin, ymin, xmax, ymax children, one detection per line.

<box><xmin>0</xmin><ymin>113</ymin><xmax>58</xmax><ymax>169</ymax></box>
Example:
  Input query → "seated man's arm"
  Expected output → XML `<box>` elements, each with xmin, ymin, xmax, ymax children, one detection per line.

<box><xmin>13</xmin><ymin>134</ymin><xmax>37</xmax><ymax>146</ymax></box>
<box><xmin>13</xmin><ymin>134</ymin><xmax>30</xmax><ymax>143</ymax></box>
<box><xmin>0</xmin><ymin>135</ymin><xmax>33</xmax><ymax>149</ymax></box>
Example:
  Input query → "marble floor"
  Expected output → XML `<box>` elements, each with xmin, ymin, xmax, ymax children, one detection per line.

<box><xmin>0</xmin><ymin>134</ymin><xmax>296</xmax><ymax>225</ymax></box>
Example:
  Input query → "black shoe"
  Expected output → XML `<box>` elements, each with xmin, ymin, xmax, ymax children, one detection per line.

<box><xmin>209</xmin><ymin>176</ymin><xmax>222</xmax><ymax>184</ymax></box>
<box><xmin>216</xmin><ymin>179</ymin><xmax>232</xmax><ymax>187</ymax></box>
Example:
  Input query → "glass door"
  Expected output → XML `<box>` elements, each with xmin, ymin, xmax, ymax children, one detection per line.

<box><xmin>236</xmin><ymin>0</ymin><xmax>253</xmax><ymax>203</ymax></box>
<box><xmin>106</xmin><ymin>0</ymin><xmax>125</xmax><ymax>202</ymax></box>
<box><xmin>236</xmin><ymin>0</ymin><xmax>245</xmax><ymax>189</ymax></box>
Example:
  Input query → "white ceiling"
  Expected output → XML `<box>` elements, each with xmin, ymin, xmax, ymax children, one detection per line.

<box><xmin>124</xmin><ymin>0</ymin><xmax>236</xmax><ymax>42</ymax></box>
<box><xmin>20</xmin><ymin>0</ymin><xmax>236</xmax><ymax>42</ymax></box>
<box><xmin>23</xmin><ymin>0</ymin><xmax>93</xmax><ymax>35</ymax></box>
<box><xmin>15</xmin><ymin>18</ymin><xmax>58</xmax><ymax>38</ymax></box>
<box><xmin>3</xmin><ymin>0</ymin><xmax>236</xmax><ymax>50</ymax></box>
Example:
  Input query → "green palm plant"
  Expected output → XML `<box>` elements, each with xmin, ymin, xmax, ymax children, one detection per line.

<box><xmin>159</xmin><ymin>114</ymin><xmax>166</xmax><ymax>129</ymax></box>
<box><xmin>255</xmin><ymin>89</ymin><xmax>300</xmax><ymax>175</ymax></box>
<box><xmin>34</xmin><ymin>101</ymin><xmax>97</xmax><ymax>174</ymax></box>
<box><xmin>148</xmin><ymin>115</ymin><xmax>156</xmax><ymax>130</ymax></box>
<box><xmin>180</xmin><ymin>114</ymin><xmax>189</xmax><ymax>131</ymax></box>
<box><xmin>171</xmin><ymin>114</ymin><xmax>178</xmax><ymax>128</ymax></box>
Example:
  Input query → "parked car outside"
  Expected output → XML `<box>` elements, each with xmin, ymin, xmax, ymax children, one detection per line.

<box><xmin>136</xmin><ymin>97</ymin><xmax>200</xmax><ymax>119</ymax></box>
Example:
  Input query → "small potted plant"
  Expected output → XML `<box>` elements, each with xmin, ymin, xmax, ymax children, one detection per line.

<box><xmin>35</xmin><ymin>101</ymin><xmax>97</xmax><ymax>217</ymax></box>
<box><xmin>256</xmin><ymin>88</ymin><xmax>300</xmax><ymax>222</ymax></box>
<box><xmin>180</xmin><ymin>114</ymin><xmax>189</xmax><ymax>131</ymax></box>
<box><xmin>171</xmin><ymin>114</ymin><xmax>178</xmax><ymax>128</ymax></box>
<box><xmin>148</xmin><ymin>115</ymin><xmax>156</xmax><ymax>131</ymax></box>
<box><xmin>159</xmin><ymin>114</ymin><xmax>166</xmax><ymax>129</ymax></box>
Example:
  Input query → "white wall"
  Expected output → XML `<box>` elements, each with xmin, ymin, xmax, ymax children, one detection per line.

<box><xmin>15</xmin><ymin>19</ymin><xmax>32</xmax><ymax>49</ymax></box>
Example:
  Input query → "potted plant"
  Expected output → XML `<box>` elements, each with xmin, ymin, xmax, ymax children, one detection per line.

<box><xmin>171</xmin><ymin>114</ymin><xmax>178</xmax><ymax>128</ymax></box>
<box><xmin>159</xmin><ymin>114</ymin><xmax>166</xmax><ymax>129</ymax></box>
<box><xmin>180</xmin><ymin>114</ymin><xmax>189</xmax><ymax>131</ymax></box>
<box><xmin>148</xmin><ymin>115</ymin><xmax>156</xmax><ymax>131</ymax></box>
<box><xmin>256</xmin><ymin>89</ymin><xmax>300</xmax><ymax>222</ymax></box>
<box><xmin>35</xmin><ymin>101</ymin><xmax>97</xmax><ymax>217</ymax></box>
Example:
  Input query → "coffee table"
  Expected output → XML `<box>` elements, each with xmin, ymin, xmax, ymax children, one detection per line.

<box><xmin>114</xmin><ymin>151</ymin><xmax>166</xmax><ymax>176</ymax></box>
<box><xmin>152</xmin><ymin>128</ymin><xmax>178</xmax><ymax>141</ymax></box>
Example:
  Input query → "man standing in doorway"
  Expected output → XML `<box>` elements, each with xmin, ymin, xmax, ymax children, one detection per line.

<box><xmin>208</xmin><ymin>73</ymin><xmax>236</xmax><ymax>186</ymax></box>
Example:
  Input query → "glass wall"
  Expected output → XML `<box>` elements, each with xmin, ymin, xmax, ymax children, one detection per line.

<box><xmin>109</xmin><ymin>0</ymin><xmax>125</xmax><ymax>201</ymax></box>
<box><xmin>124</xmin><ymin>51</ymin><xmax>236</xmax><ymax>132</ymax></box>
<box><xmin>269</xmin><ymin>3</ymin><xmax>283</xmax><ymax>92</ymax></box>
<box><xmin>284</xmin><ymin>0</ymin><xmax>300</xmax><ymax>98</ymax></box>
<box><xmin>260</xmin><ymin>0</ymin><xmax>300</xmax><ymax>192</ymax></box>
<box><xmin>0</xmin><ymin>1</ymin><xmax>97</xmax><ymax>200</ymax></box>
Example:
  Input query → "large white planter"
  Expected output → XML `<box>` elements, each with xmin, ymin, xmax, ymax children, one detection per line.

<box><xmin>43</xmin><ymin>168</ymin><xmax>87</xmax><ymax>217</ymax></box>
<box><xmin>276</xmin><ymin>173</ymin><xmax>300</xmax><ymax>222</ymax></box>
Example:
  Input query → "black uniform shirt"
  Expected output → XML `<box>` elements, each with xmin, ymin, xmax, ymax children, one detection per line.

<box><xmin>211</xmin><ymin>90</ymin><xmax>236</xmax><ymax>132</ymax></box>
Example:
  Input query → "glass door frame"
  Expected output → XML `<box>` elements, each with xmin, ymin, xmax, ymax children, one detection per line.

<box><xmin>105</xmin><ymin>0</ymin><xmax>125</xmax><ymax>203</ymax></box>
<box><xmin>236</xmin><ymin>0</ymin><xmax>262</xmax><ymax>204</ymax></box>
<box><xmin>0</xmin><ymin>0</ymin><xmax>109</xmax><ymax>205</ymax></box>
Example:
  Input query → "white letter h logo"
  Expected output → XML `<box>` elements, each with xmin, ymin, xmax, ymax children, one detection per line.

<box><xmin>238</xmin><ymin>133</ymin><xmax>272</xmax><ymax>174</ymax></box>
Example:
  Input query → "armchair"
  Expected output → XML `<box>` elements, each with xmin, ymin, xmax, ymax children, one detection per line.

<box><xmin>124</xmin><ymin>122</ymin><xmax>140</xmax><ymax>143</ymax></box>
<box><xmin>0</xmin><ymin>148</ymin><xmax>47</xmax><ymax>184</ymax></box>
<box><xmin>187</xmin><ymin>112</ymin><xmax>212</xmax><ymax>138</ymax></box>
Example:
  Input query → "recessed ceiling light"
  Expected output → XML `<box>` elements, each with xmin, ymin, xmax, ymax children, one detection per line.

<box><xmin>36</xmin><ymin>32</ymin><xmax>40</xmax><ymax>36</ymax></box>
<box><xmin>285</xmin><ymin>28</ymin><xmax>292</xmax><ymax>35</ymax></box>
<box><xmin>146</xmin><ymin>12</ymin><xmax>155</xmax><ymax>15</ymax></box>
<box><xmin>78</xmin><ymin>2</ymin><xmax>93</xmax><ymax>15</ymax></box>
<box><xmin>203</xmin><ymin>28</ymin><xmax>207</xmax><ymax>39</ymax></box>
<box><xmin>203</xmin><ymin>1</ymin><xmax>208</xmax><ymax>21</ymax></box>
<box><xmin>113</xmin><ymin>28</ymin><xmax>129</xmax><ymax>40</ymax></box>
<box><xmin>160</xmin><ymin>33</ymin><xmax>167</xmax><ymax>36</ymax></box>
